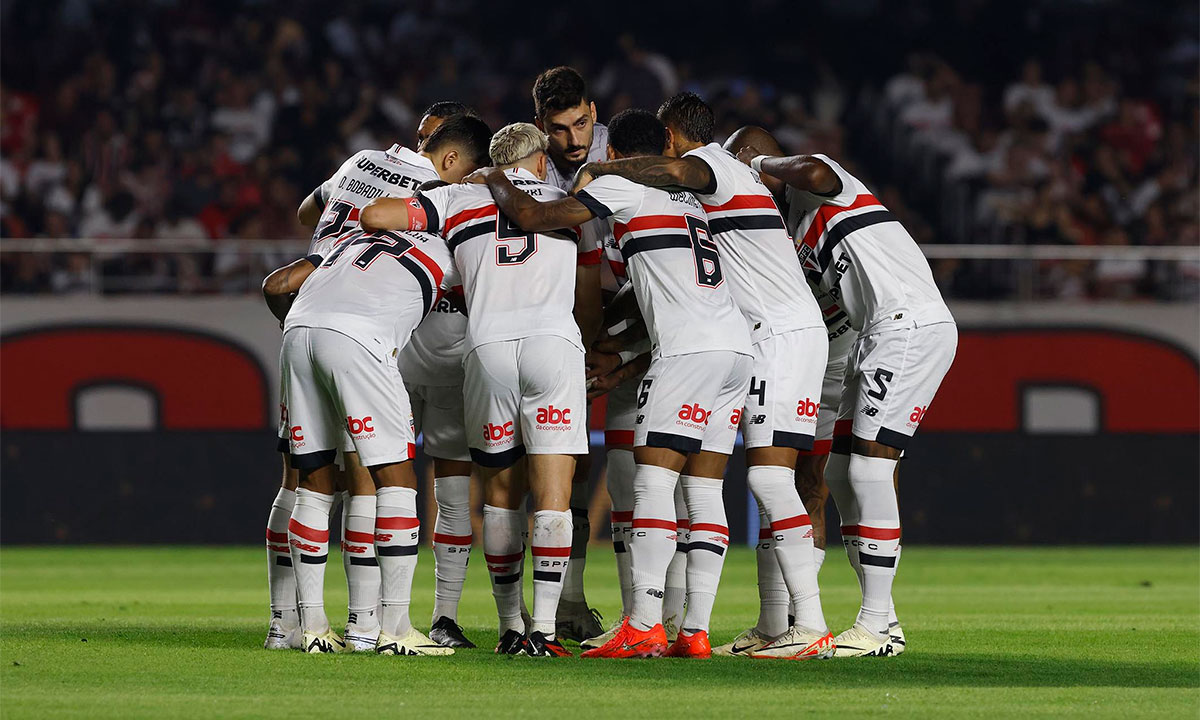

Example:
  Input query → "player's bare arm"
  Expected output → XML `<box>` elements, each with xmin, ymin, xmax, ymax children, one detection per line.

<box><xmin>297</xmin><ymin>192</ymin><xmax>323</xmax><ymax>227</ymax></box>
<box><xmin>734</xmin><ymin>146</ymin><xmax>842</xmax><ymax>196</ymax></box>
<box><xmin>475</xmin><ymin>167</ymin><xmax>596</xmax><ymax>232</ymax></box>
<box><xmin>261</xmin><ymin>256</ymin><xmax>319</xmax><ymax>324</ymax></box>
<box><xmin>574</xmin><ymin>263</ymin><xmax>603</xmax><ymax>348</ymax></box>
<box><xmin>581</xmin><ymin>155</ymin><xmax>714</xmax><ymax>192</ymax></box>
<box><xmin>360</xmin><ymin>197</ymin><xmax>412</xmax><ymax>232</ymax></box>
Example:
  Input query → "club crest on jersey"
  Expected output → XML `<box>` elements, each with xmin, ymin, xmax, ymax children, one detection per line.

<box><xmin>406</xmin><ymin>197</ymin><xmax>426</xmax><ymax>231</ymax></box>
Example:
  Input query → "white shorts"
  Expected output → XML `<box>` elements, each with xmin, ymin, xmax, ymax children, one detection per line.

<box><xmin>408</xmin><ymin>382</ymin><xmax>470</xmax><ymax>463</ymax></box>
<box><xmin>279</xmin><ymin>327</ymin><xmax>415</xmax><ymax>468</ymax></box>
<box><xmin>837</xmin><ymin>322</ymin><xmax>958</xmax><ymax>451</ymax></box>
<box><xmin>799</xmin><ymin>353</ymin><xmax>849</xmax><ymax>456</ymax></box>
<box><xmin>633</xmin><ymin>351</ymin><xmax>753</xmax><ymax>455</ymax></box>
<box><xmin>464</xmin><ymin>335</ymin><xmax>587</xmax><ymax>467</ymax></box>
<box><xmin>604</xmin><ymin>371</ymin><xmax>645</xmax><ymax>448</ymax></box>
<box><xmin>740</xmin><ymin>327</ymin><xmax>829</xmax><ymax>451</ymax></box>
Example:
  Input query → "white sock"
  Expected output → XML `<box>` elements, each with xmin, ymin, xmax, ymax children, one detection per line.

<box><xmin>562</xmin><ymin>479</ymin><xmax>590</xmax><ymax>604</ymax></box>
<box><xmin>331</xmin><ymin>490</ymin><xmax>347</xmax><ymax>521</ymax></box>
<box><xmin>679</xmin><ymin>475</ymin><xmax>728</xmax><ymax>634</ymax></box>
<box><xmin>531</xmin><ymin>510</ymin><xmax>572</xmax><ymax>637</ymax></box>
<box><xmin>754</xmin><ymin>503</ymin><xmax>788</xmax><ymax>637</ymax></box>
<box><xmin>266</xmin><ymin>487</ymin><xmax>297</xmax><ymax>619</ymax></box>
<box><xmin>431</xmin><ymin>475</ymin><xmax>472</xmax><ymax>622</ymax></box>
<box><xmin>889</xmin><ymin>545</ymin><xmax>902</xmax><ymax>625</ymax></box>
<box><xmin>483</xmin><ymin>504</ymin><xmax>525</xmax><ymax>635</ymax></box>
<box><xmin>342</xmin><ymin>495</ymin><xmax>380</xmax><ymax>628</ymax></box>
<box><xmin>606</xmin><ymin>448</ymin><xmax>635</xmax><ymax>617</ymax></box>
<box><xmin>849</xmin><ymin>453</ymin><xmax>900</xmax><ymax>636</ymax></box>
<box><xmin>662</xmin><ymin>481</ymin><xmax>689</xmax><ymax>632</ymax></box>
<box><xmin>749</xmin><ymin>465</ymin><xmax>826</xmax><ymax>634</ymax></box>
<box><xmin>629</xmin><ymin>464</ymin><xmax>680</xmax><ymax>631</ymax></box>
<box><xmin>374</xmin><ymin>486</ymin><xmax>420</xmax><ymax>637</ymax></box>
<box><xmin>814</xmin><ymin>547</ymin><xmax>826</xmax><ymax>576</ymax></box>
<box><xmin>288</xmin><ymin>488</ymin><xmax>334</xmax><ymax>633</ymax></box>
<box><xmin>825</xmin><ymin>452</ymin><xmax>864</xmax><ymax>594</ymax></box>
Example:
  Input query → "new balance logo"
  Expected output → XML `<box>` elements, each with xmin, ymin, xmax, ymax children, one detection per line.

<box><xmin>861</xmin><ymin>407</ymin><xmax>879</xmax><ymax>417</ymax></box>
<box><xmin>645</xmin><ymin>588</ymin><xmax>664</xmax><ymax>599</ymax></box>
<box><xmin>635</xmin><ymin>414</ymin><xmax>645</xmax><ymax>424</ymax></box>
<box><xmin>748</xmin><ymin>414</ymin><xmax>767</xmax><ymax>425</ymax></box>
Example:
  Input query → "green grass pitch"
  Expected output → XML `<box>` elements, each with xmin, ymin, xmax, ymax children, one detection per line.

<box><xmin>1</xmin><ymin>545</ymin><xmax>1196</xmax><ymax>718</ymax></box>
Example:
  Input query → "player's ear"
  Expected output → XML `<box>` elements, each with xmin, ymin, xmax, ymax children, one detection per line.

<box><xmin>663</xmin><ymin>127</ymin><xmax>675</xmax><ymax>155</ymax></box>
<box><xmin>606</xmin><ymin>145</ymin><xmax>616</xmax><ymax>161</ymax></box>
<box><xmin>588</xmin><ymin>102</ymin><xmax>597</xmax><ymax>123</ymax></box>
<box><xmin>534</xmin><ymin>117</ymin><xmax>544</xmax><ymax>131</ymax></box>
<box><xmin>536</xmin><ymin>152</ymin><xmax>547</xmax><ymax>178</ymax></box>
<box><xmin>442</xmin><ymin>149</ymin><xmax>459</xmax><ymax>172</ymax></box>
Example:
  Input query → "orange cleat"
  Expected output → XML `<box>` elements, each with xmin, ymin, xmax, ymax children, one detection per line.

<box><xmin>580</xmin><ymin>618</ymin><xmax>668</xmax><ymax>659</ymax></box>
<box><xmin>664</xmin><ymin>629</ymin><xmax>711</xmax><ymax>658</ymax></box>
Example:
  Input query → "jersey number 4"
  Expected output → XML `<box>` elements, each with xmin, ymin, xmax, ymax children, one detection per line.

<box><xmin>321</xmin><ymin>230</ymin><xmax>414</xmax><ymax>270</ymax></box>
<box><xmin>686</xmin><ymin>215</ymin><xmax>722</xmax><ymax>288</ymax></box>
<box><xmin>496</xmin><ymin>214</ymin><xmax>537</xmax><ymax>265</ymax></box>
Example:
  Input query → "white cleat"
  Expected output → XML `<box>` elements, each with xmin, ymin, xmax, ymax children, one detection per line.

<box><xmin>302</xmin><ymin>628</ymin><xmax>349</xmax><ymax>654</ymax></box>
<box><xmin>749</xmin><ymin>627</ymin><xmax>836</xmax><ymax>660</ymax></box>
<box><xmin>580</xmin><ymin>618</ymin><xmax>625</xmax><ymax>651</ymax></box>
<box><xmin>376</xmin><ymin>627</ymin><xmax>455</xmax><ymax>656</ymax></box>
<box><xmin>889</xmin><ymin>622</ymin><xmax>906</xmax><ymax>655</ymax></box>
<box><xmin>712</xmin><ymin>627</ymin><xmax>774</xmax><ymax>657</ymax></box>
<box><xmin>833</xmin><ymin>623</ymin><xmax>895</xmax><ymax>658</ymax></box>
<box><xmin>344</xmin><ymin>612</ymin><xmax>381</xmax><ymax>652</ymax></box>
<box><xmin>264</xmin><ymin>610</ymin><xmax>302</xmax><ymax>650</ymax></box>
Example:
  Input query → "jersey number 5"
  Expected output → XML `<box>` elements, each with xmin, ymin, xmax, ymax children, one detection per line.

<box><xmin>496</xmin><ymin>214</ymin><xmax>537</xmax><ymax>265</ymax></box>
<box><xmin>686</xmin><ymin>215</ymin><xmax>722</xmax><ymax>287</ymax></box>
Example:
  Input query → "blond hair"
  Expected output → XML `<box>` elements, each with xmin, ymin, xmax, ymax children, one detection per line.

<box><xmin>489</xmin><ymin>122</ymin><xmax>548</xmax><ymax>166</ymax></box>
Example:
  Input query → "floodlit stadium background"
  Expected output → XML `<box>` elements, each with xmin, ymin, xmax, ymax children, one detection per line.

<box><xmin>0</xmin><ymin>0</ymin><xmax>1196</xmax><ymax>546</ymax></box>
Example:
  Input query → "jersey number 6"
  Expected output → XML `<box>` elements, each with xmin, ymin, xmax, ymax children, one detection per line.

<box><xmin>496</xmin><ymin>214</ymin><xmax>537</xmax><ymax>265</ymax></box>
<box><xmin>686</xmin><ymin>215</ymin><xmax>722</xmax><ymax>288</ymax></box>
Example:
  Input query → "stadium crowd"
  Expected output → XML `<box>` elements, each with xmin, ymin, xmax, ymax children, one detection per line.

<box><xmin>0</xmin><ymin>0</ymin><xmax>1195</xmax><ymax>298</ymax></box>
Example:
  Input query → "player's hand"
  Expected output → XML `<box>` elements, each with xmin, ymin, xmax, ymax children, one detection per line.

<box><xmin>736</xmin><ymin>145</ymin><xmax>763</xmax><ymax>166</ymax></box>
<box><xmin>585</xmin><ymin>349</ymin><xmax>622</xmax><ymax>379</ymax></box>
<box><xmin>592</xmin><ymin>334</ymin><xmax>625</xmax><ymax>354</ymax></box>
<box><xmin>586</xmin><ymin>361</ymin><xmax>638</xmax><ymax>400</ymax></box>
<box><xmin>462</xmin><ymin>167</ymin><xmax>496</xmax><ymax>185</ymax></box>
<box><xmin>571</xmin><ymin>163</ymin><xmax>596</xmax><ymax>194</ymax></box>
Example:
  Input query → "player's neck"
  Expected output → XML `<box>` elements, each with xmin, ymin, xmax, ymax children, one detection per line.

<box><xmin>673</xmin><ymin>139</ymin><xmax>704</xmax><ymax>155</ymax></box>
<box><xmin>550</xmin><ymin>155</ymin><xmax>583</xmax><ymax>176</ymax></box>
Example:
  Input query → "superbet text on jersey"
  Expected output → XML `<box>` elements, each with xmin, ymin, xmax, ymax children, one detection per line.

<box><xmin>576</xmin><ymin>174</ymin><xmax>752</xmax><ymax>454</ymax></box>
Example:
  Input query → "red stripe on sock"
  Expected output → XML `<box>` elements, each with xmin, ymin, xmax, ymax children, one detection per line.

<box><xmin>434</xmin><ymin>532</ymin><xmax>473</xmax><ymax>545</ymax></box>
<box><xmin>833</xmin><ymin>420</ymin><xmax>853</xmax><ymax>438</ymax></box>
<box><xmin>288</xmin><ymin>518</ymin><xmax>329</xmax><ymax>543</ymax></box>
<box><xmin>799</xmin><ymin>439</ymin><xmax>833</xmax><ymax>456</ymax></box>
<box><xmin>266</xmin><ymin>529</ymin><xmax>288</xmax><ymax>543</ymax></box>
<box><xmin>376</xmin><ymin>516</ymin><xmax>420</xmax><ymax>529</ymax></box>
<box><xmin>485</xmin><ymin>552</ymin><xmax>523</xmax><ymax>563</ymax></box>
<box><xmin>343</xmin><ymin>529</ymin><xmax>374</xmax><ymax>544</ymax></box>
<box><xmin>758</xmin><ymin>529</ymin><xmax>772</xmax><ymax>540</ymax></box>
<box><xmin>772</xmin><ymin>514</ymin><xmax>812</xmax><ymax>531</ymax></box>
<box><xmin>268</xmin><ymin>544</ymin><xmax>290</xmax><ymax>554</ymax></box>
<box><xmin>532</xmin><ymin>545</ymin><xmax>571</xmax><ymax>557</ymax></box>
<box><xmin>676</xmin><ymin>519</ymin><xmax>691</xmax><ymax>530</ymax></box>
<box><xmin>690</xmin><ymin>523</ymin><xmax>729</xmax><ymax>535</ymax></box>
<box><xmin>840</xmin><ymin>525</ymin><xmax>859</xmax><ymax>536</ymax></box>
<box><xmin>605</xmin><ymin>430</ymin><xmax>635</xmax><ymax>446</ymax></box>
<box><xmin>611</xmin><ymin>510</ymin><xmax>634</xmax><ymax>522</ymax></box>
<box><xmin>633</xmin><ymin>518</ymin><xmax>677</xmax><ymax>531</ymax></box>
<box><xmin>857</xmin><ymin>525</ymin><xmax>901</xmax><ymax>540</ymax></box>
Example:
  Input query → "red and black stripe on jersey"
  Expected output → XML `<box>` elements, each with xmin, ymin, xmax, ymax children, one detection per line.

<box><xmin>321</xmin><ymin>228</ymin><xmax>445</xmax><ymax>318</ymax></box>
<box><xmin>610</xmin><ymin>214</ymin><xmax>698</xmax><ymax>262</ymax></box>
<box><xmin>700</xmin><ymin>194</ymin><xmax>786</xmax><ymax>235</ymax></box>
<box><xmin>438</xmin><ymin>202</ymin><xmax>582</xmax><ymax>253</ymax></box>
<box><xmin>797</xmin><ymin>194</ymin><xmax>898</xmax><ymax>282</ymax></box>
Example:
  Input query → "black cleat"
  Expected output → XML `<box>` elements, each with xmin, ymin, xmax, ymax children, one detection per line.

<box><xmin>524</xmin><ymin>631</ymin><xmax>573</xmax><ymax>657</ymax></box>
<box><xmin>495</xmin><ymin>629</ymin><xmax>527</xmax><ymax>655</ymax></box>
<box><xmin>430</xmin><ymin>616</ymin><xmax>476</xmax><ymax>649</ymax></box>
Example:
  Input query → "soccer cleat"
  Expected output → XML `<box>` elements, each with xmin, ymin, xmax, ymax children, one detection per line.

<box><xmin>664</xmin><ymin>630</ymin><xmax>711</xmax><ymax>658</ymax></box>
<box><xmin>264</xmin><ymin>610</ymin><xmax>301</xmax><ymax>650</ymax></box>
<box><xmin>430</xmin><ymin>616</ymin><xmax>476</xmax><ymax>649</ymax></box>
<box><xmin>580</xmin><ymin>618</ymin><xmax>625</xmax><ymax>651</ymax></box>
<box><xmin>556</xmin><ymin>601</ymin><xmax>604</xmax><ymax>643</ymax></box>
<box><xmin>302</xmin><ymin>628</ymin><xmax>349</xmax><ymax>654</ymax></box>
<box><xmin>889</xmin><ymin>622</ymin><xmax>906</xmax><ymax>655</ymax></box>
<box><xmin>712</xmin><ymin>627</ymin><xmax>773</xmax><ymax>657</ymax></box>
<box><xmin>662</xmin><ymin>612</ymin><xmax>681</xmax><ymax>644</ymax></box>
<box><xmin>749</xmin><ymin>627</ymin><xmax>836</xmax><ymax>660</ymax></box>
<box><xmin>344</xmin><ymin>613</ymin><xmax>381</xmax><ymax>652</ymax></box>
<box><xmin>833</xmin><ymin>623</ymin><xmax>894</xmax><ymax>658</ymax></box>
<box><xmin>376</xmin><ymin>627</ymin><xmax>454</xmax><ymax>656</ymax></box>
<box><xmin>495</xmin><ymin>629</ymin><xmax>528</xmax><ymax>655</ymax></box>
<box><xmin>580</xmin><ymin>618</ymin><xmax>668</xmax><ymax>659</ymax></box>
<box><xmin>523</xmin><ymin>631</ymin><xmax>573</xmax><ymax>657</ymax></box>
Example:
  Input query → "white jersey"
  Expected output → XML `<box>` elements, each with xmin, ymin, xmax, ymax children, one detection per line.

<box><xmin>308</xmin><ymin>143</ymin><xmax>467</xmax><ymax>384</ymax></box>
<box><xmin>787</xmin><ymin>155</ymin><xmax>954</xmax><ymax>335</ymax></box>
<box><xmin>413</xmin><ymin>167</ymin><xmax>590</xmax><ymax>353</ymax></box>
<box><xmin>286</xmin><ymin>228</ymin><xmax>458</xmax><ymax>362</ymax></box>
<box><xmin>576</xmin><ymin>174</ymin><xmax>751</xmax><ymax>359</ymax></box>
<box><xmin>545</xmin><ymin>123</ymin><xmax>609</xmax><ymax>192</ymax></box>
<box><xmin>685</xmin><ymin>143</ymin><xmax>823</xmax><ymax>345</ymax></box>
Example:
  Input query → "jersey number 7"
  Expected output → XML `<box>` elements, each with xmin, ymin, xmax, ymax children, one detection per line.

<box><xmin>321</xmin><ymin>230</ymin><xmax>415</xmax><ymax>270</ymax></box>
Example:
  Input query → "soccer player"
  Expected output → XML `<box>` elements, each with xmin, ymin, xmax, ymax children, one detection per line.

<box><xmin>531</xmin><ymin>66</ymin><xmax>611</xmax><ymax>639</ymax></box>
<box><xmin>470</xmin><ymin>109</ymin><xmax>753</xmax><ymax>659</ymax></box>
<box><xmin>733</xmin><ymin>136</ymin><xmax>957</xmax><ymax>657</ymax></box>
<box><xmin>577</xmin><ymin>94</ymin><xmax>834</xmax><ymax>660</ymax></box>
<box><xmin>262</xmin><ymin>220</ymin><xmax>460</xmax><ymax>656</ymax></box>
<box><xmin>263</xmin><ymin>109</ymin><xmax>486</xmax><ymax>651</ymax></box>
<box><xmin>361</xmin><ymin>123</ymin><xmax>602</xmax><ymax>657</ymax></box>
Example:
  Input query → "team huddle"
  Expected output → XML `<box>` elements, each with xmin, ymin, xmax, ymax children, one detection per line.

<box><xmin>259</xmin><ymin>67</ymin><xmax>957</xmax><ymax>660</ymax></box>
